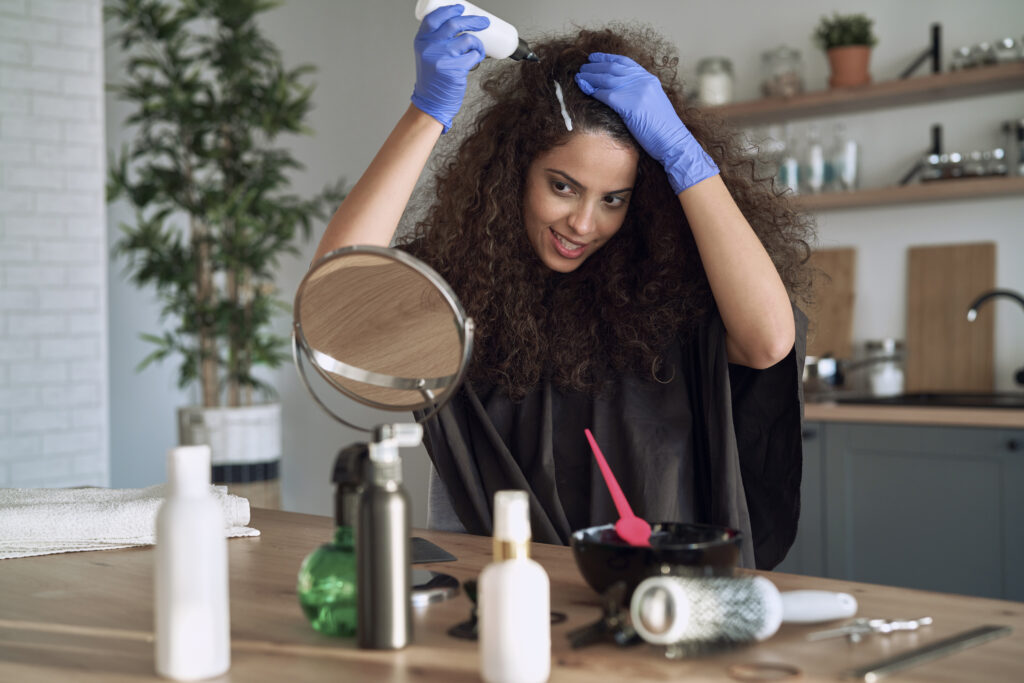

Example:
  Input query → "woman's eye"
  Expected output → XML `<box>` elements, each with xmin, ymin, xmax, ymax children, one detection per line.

<box><xmin>551</xmin><ymin>180</ymin><xmax>573</xmax><ymax>195</ymax></box>
<box><xmin>604</xmin><ymin>195</ymin><xmax>626</xmax><ymax>208</ymax></box>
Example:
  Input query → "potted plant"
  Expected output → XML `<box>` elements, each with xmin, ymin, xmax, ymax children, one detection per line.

<box><xmin>106</xmin><ymin>0</ymin><xmax>345</xmax><ymax>502</ymax></box>
<box><xmin>813</xmin><ymin>12</ymin><xmax>879</xmax><ymax>88</ymax></box>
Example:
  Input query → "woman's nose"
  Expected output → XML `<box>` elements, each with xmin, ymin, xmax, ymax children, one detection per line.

<box><xmin>567</xmin><ymin>202</ymin><xmax>596</xmax><ymax>236</ymax></box>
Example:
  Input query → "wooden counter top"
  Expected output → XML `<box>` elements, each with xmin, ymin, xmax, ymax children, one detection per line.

<box><xmin>2</xmin><ymin>508</ymin><xmax>1023</xmax><ymax>681</ymax></box>
<box><xmin>805</xmin><ymin>401</ymin><xmax>1024</xmax><ymax>428</ymax></box>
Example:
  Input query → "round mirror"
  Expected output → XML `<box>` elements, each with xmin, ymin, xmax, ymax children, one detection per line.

<box><xmin>293</xmin><ymin>245</ymin><xmax>474</xmax><ymax>431</ymax></box>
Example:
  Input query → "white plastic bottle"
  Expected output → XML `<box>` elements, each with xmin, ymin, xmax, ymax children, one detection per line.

<box><xmin>414</xmin><ymin>0</ymin><xmax>538</xmax><ymax>61</ymax></box>
<box><xmin>478</xmin><ymin>490</ymin><xmax>550</xmax><ymax>683</ymax></box>
<box><xmin>155</xmin><ymin>445</ymin><xmax>230</xmax><ymax>681</ymax></box>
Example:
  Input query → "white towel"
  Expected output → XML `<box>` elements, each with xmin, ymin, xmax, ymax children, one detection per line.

<box><xmin>0</xmin><ymin>484</ymin><xmax>260</xmax><ymax>560</ymax></box>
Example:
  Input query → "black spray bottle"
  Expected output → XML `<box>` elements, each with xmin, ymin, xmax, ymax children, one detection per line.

<box><xmin>357</xmin><ymin>423</ymin><xmax>422</xmax><ymax>649</ymax></box>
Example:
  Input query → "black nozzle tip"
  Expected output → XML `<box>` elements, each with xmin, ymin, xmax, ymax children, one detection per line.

<box><xmin>512</xmin><ymin>39</ymin><xmax>540</xmax><ymax>62</ymax></box>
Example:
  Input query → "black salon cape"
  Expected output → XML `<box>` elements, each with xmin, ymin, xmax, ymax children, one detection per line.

<box><xmin>417</xmin><ymin>308</ymin><xmax>807</xmax><ymax>571</ymax></box>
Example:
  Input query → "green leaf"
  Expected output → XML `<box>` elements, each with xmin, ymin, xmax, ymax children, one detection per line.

<box><xmin>105</xmin><ymin>0</ymin><xmax>345</xmax><ymax>399</ymax></box>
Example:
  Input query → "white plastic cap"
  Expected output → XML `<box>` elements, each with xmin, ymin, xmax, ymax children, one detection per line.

<box><xmin>493</xmin><ymin>490</ymin><xmax>531</xmax><ymax>543</ymax></box>
<box><xmin>167</xmin><ymin>445</ymin><xmax>212</xmax><ymax>496</ymax></box>
<box><xmin>369</xmin><ymin>423</ymin><xmax>423</xmax><ymax>463</ymax></box>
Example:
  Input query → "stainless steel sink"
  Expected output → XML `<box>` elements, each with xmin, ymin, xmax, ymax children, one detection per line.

<box><xmin>832</xmin><ymin>392</ymin><xmax>1024</xmax><ymax>409</ymax></box>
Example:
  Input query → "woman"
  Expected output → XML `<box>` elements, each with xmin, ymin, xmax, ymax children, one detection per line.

<box><xmin>313</xmin><ymin>6</ymin><xmax>814</xmax><ymax>569</ymax></box>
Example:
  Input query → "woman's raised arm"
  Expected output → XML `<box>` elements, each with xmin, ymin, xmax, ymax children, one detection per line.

<box><xmin>312</xmin><ymin>4</ymin><xmax>488</xmax><ymax>262</ymax></box>
<box><xmin>313</xmin><ymin>105</ymin><xmax>443</xmax><ymax>261</ymax></box>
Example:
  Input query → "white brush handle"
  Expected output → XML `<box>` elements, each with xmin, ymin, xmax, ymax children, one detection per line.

<box><xmin>781</xmin><ymin>590</ymin><xmax>858</xmax><ymax>623</ymax></box>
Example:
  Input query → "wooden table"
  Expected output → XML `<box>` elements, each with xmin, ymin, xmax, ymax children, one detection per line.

<box><xmin>1</xmin><ymin>508</ymin><xmax>1021</xmax><ymax>682</ymax></box>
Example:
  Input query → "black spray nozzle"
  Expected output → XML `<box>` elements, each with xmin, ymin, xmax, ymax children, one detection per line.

<box><xmin>332</xmin><ymin>442</ymin><xmax>369</xmax><ymax>526</ymax></box>
<box><xmin>332</xmin><ymin>442</ymin><xmax>369</xmax><ymax>486</ymax></box>
<box><xmin>512</xmin><ymin>38</ymin><xmax>540</xmax><ymax>62</ymax></box>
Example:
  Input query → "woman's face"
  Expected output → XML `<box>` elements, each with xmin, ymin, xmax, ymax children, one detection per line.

<box><xmin>523</xmin><ymin>132</ymin><xmax>639</xmax><ymax>273</ymax></box>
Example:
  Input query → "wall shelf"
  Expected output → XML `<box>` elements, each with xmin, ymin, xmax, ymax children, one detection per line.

<box><xmin>710</xmin><ymin>62</ymin><xmax>1024</xmax><ymax>126</ymax></box>
<box><xmin>794</xmin><ymin>176</ymin><xmax>1024</xmax><ymax>212</ymax></box>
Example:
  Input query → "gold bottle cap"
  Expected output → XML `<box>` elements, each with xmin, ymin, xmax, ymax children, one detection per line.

<box><xmin>493</xmin><ymin>538</ymin><xmax>531</xmax><ymax>562</ymax></box>
<box><xmin>492</xmin><ymin>490</ymin><xmax>532</xmax><ymax>561</ymax></box>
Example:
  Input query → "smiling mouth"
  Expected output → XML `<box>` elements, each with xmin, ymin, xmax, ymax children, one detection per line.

<box><xmin>549</xmin><ymin>227</ymin><xmax>587</xmax><ymax>255</ymax></box>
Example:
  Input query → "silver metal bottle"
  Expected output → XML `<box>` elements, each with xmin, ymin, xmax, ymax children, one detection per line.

<box><xmin>356</xmin><ymin>425</ymin><xmax>415</xmax><ymax>650</ymax></box>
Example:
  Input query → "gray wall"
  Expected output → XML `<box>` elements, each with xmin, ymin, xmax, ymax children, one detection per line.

<box><xmin>1</xmin><ymin>0</ymin><xmax>108</xmax><ymax>489</ymax></box>
<box><xmin>104</xmin><ymin>1</ymin><xmax>1024</xmax><ymax>525</ymax></box>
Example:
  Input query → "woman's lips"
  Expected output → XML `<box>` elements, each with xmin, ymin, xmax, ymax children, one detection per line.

<box><xmin>549</xmin><ymin>227</ymin><xmax>586</xmax><ymax>259</ymax></box>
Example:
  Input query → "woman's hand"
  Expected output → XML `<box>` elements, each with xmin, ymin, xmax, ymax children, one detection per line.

<box><xmin>411</xmin><ymin>4</ymin><xmax>488</xmax><ymax>134</ymax></box>
<box><xmin>575</xmin><ymin>53</ymin><xmax>718</xmax><ymax>195</ymax></box>
<box><xmin>579</xmin><ymin>53</ymin><xmax>793</xmax><ymax>368</ymax></box>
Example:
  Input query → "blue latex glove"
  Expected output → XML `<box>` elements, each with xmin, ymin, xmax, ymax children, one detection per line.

<box><xmin>576</xmin><ymin>53</ymin><xmax>719</xmax><ymax>194</ymax></box>
<box><xmin>411</xmin><ymin>4</ymin><xmax>489</xmax><ymax>134</ymax></box>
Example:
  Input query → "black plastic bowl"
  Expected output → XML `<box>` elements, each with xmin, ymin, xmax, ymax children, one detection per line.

<box><xmin>569</xmin><ymin>522</ymin><xmax>743</xmax><ymax>598</ymax></box>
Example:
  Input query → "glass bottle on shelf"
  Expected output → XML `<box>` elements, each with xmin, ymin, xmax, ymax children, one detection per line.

<box><xmin>946</xmin><ymin>152</ymin><xmax>964</xmax><ymax>179</ymax></box>
<box><xmin>777</xmin><ymin>125</ymin><xmax>800</xmax><ymax>195</ymax></box>
<box><xmin>757</xmin><ymin>124</ymin><xmax>786</xmax><ymax>180</ymax></box>
<box><xmin>963</xmin><ymin>150</ymin><xmax>986</xmax><ymax>177</ymax></box>
<box><xmin>828</xmin><ymin>123</ymin><xmax>859</xmax><ymax>191</ymax></box>
<box><xmin>950</xmin><ymin>45</ymin><xmax>972</xmax><ymax>70</ymax></box>
<box><xmin>969</xmin><ymin>42</ymin><xmax>997</xmax><ymax>66</ymax></box>
<box><xmin>921</xmin><ymin>153</ymin><xmax>943</xmax><ymax>182</ymax></box>
<box><xmin>1017</xmin><ymin>119</ymin><xmax>1024</xmax><ymax>176</ymax></box>
<box><xmin>987</xmin><ymin>148</ymin><xmax>1008</xmax><ymax>176</ymax></box>
<box><xmin>803</xmin><ymin>124</ymin><xmax>827</xmax><ymax>194</ymax></box>
<box><xmin>993</xmin><ymin>38</ymin><xmax>1020</xmax><ymax>64</ymax></box>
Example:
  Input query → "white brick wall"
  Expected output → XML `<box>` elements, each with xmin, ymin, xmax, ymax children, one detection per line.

<box><xmin>0</xmin><ymin>0</ymin><xmax>108</xmax><ymax>488</ymax></box>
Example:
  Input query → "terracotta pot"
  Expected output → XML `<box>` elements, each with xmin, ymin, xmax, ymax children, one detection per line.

<box><xmin>827</xmin><ymin>45</ymin><xmax>872</xmax><ymax>88</ymax></box>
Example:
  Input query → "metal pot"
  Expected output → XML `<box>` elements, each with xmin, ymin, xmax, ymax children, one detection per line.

<box><xmin>803</xmin><ymin>355</ymin><xmax>843</xmax><ymax>394</ymax></box>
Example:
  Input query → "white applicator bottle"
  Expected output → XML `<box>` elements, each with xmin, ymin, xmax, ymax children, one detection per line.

<box><xmin>155</xmin><ymin>445</ymin><xmax>230</xmax><ymax>681</ymax></box>
<box><xmin>414</xmin><ymin>0</ymin><xmax>539</xmax><ymax>61</ymax></box>
<box><xmin>478</xmin><ymin>490</ymin><xmax>550</xmax><ymax>683</ymax></box>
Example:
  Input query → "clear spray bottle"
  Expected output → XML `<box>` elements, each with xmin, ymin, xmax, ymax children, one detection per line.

<box><xmin>414</xmin><ymin>0</ymin><xmax>539</xmax><ymax>61</ymax></box>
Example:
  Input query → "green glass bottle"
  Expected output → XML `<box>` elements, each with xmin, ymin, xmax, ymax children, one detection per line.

<box><xmin>296</xmin><ymin>443</ymin><xmax>367</xmax><ymax>637</ymax></box>
<box><xmin>297</xmin><ymin>524</ymin><xmax>357</xmax><ymax>636</ymax></box>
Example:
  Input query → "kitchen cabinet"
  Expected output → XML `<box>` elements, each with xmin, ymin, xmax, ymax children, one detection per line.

<box><xmin>775</xmin><ymin>423</ymin><xmax>826</xmax><ymax>577</ymax></box>
<box><xmin>776</xmin><ymin>420</ymin><xmax>1024</xmax><ymax>602</ymax></box>
<box><xmin>708</xmin><ymin>62</ymin><xmax>1024</xmax><ymax>211</ymax></box>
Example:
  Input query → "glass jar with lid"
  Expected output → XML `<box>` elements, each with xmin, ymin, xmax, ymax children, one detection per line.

<box><xmin>950</xmin><ymin>45</ymin><xmax>973</xmax><ymax>70</ymax></box>
<box><xmin>696</xmin><ymin>57</ymin><xmax>734</xmax><ymax>106</ymax></box>
<box><xmin>864</xmin><ymin>338</ymin><xmax>904</xmax><ymax>397</ymax></box>
<box><xmin>761</xmin><ymin>45</ymin><xmax>805</xmax><ymax>98</ymax></box>
<box><xmin>993</xmin><ymin>37</ymin><xmax>1021</xmax><ymax>64</ymax></box>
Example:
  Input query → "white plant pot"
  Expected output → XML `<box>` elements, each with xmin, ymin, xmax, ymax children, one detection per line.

<box><xmin>177</xmin><ymin>403</ymin><xmax>282</xmax><ymax>466</ymax></box>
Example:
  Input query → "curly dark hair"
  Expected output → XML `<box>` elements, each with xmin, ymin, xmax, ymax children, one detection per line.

<box><xmin>399</xmin><ymin>23</ymin><xmax>814</xmax><ymax>399</ymax></box>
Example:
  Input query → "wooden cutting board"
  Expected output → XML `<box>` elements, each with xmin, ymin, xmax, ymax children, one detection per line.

<box><xmin>806</xmin><ymin>247</ymin><xmax>856</xmax><ymax>359</ymax></box>
<box><xmin>906</xmin><ymin>242</ymin><xmax>995</xmax><ymax>392</ymax></box>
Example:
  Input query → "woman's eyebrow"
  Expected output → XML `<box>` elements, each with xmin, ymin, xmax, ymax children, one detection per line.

<box><xmin>545</xmin><ymin>169</ymin><xmax>633</xmax><ymax>195</ymax></box>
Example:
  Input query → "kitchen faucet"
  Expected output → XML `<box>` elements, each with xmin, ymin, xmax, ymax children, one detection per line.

<box><xmin>966</xmin><ymin>288</ymin><xmax>1024</xmax><ymax>386</ymax></box>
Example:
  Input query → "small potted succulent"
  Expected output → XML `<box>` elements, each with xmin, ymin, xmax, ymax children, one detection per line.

<box><xmin>813</xmin><ymin>12</ymin><xmax>879</xmax><ymax>88</ymax></box>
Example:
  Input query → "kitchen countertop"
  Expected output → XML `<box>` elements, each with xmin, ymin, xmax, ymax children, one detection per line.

<box><xmin>2</xmin><ymin>507</ymin><xmax>1023</xmax><ymax>682</ymax></box>
<box><xmin>805</xmin><ymin>400</ymin><xmax>1024</xmax><ymax>428</ymax></box>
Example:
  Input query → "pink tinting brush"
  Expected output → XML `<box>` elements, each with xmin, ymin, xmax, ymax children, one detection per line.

<box><xmin>584</xmin><ymin>428</ymin><xmax>652</xmax><ymax>548</ymax></box>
